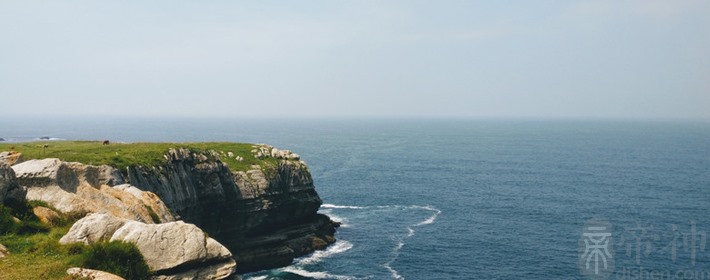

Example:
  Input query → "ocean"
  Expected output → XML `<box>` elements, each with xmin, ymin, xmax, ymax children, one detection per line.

<box><xmin>1</xmin><ymin>118</ymin><xmax>709</xmax><ymax>279</ymax></box>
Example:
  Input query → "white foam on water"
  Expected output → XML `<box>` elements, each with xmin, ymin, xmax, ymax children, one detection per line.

<box><xmin>395</xmin><ymin>240</ymin><xmax>405</xmax><ymax>251</ymax></box>
<box><xmin>407</xmin><ymin>227</ymin><xmax>415</xmax><ymax>237</ymax></box>
<box><xmin>383</xmin><ymin>259</ymin><xmax>405</xmax><ymax>280</ymax></box>
<box><xmin>326</xmin><ymin>213</ymin><xmax>350</xmax><ymax>228</ymax></box>
<box><xmin>244</xmin><ymin>276</ymin><xmax>269</xmax><ymax>280</ymax></box>
<box><xmin>281</xmin><ymin>267</ymin><xmax>354</xmax><ymax>280</ymax></box>
<box><xmin>414</xmin><ymin>206</ymin><xmax>441</xmax><ymax>226</ymax></box>
<box><xmin>320</xmin><ymin>202</ymin><xmax>441</xmax><ymax>280</ymax></box>
<box><xmin>383</xmin><ymin>205</ymin><xmax>442</xmax><ymax>279</ymax></box>
<box><xmin>321</xmin><ymin>204</ymin><xmax>366</xmax><ymax>209</ymax></box>
<box><xmin>297</xmin><ymin>240</ymin><xmax>353</xmax><ymax>265</ymax></box>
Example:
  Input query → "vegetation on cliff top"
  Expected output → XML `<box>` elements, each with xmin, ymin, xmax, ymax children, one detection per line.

<box><xmin>0</xmin><ymin>141</ymin><xmax>281</xmax><ymax>172</ymax></box>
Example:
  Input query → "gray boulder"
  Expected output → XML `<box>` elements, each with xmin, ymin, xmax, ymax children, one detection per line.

<box><xmin>0</xmin><ymin>165</ymin><xmax>25</xmax><ymax>204</ymax></box>
<box><xmin>59</xmin><ymin>213</ymin><xmax>128</xmax><ymax>245</ymax></box>
<box><xmin>98</xmin><ymin>165</ymin><xmax>126</xmax><ymax>186</ymax></box>
<box><xmin>11</xmin><ymin>159</ymin><xmax>79</xmax><ymax>191</ymax></box>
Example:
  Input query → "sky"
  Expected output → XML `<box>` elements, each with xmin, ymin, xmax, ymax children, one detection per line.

<box><xmin>0</xmin><ymin>1</ymin><xmax>709</xmax><ymax>119</ymax></box>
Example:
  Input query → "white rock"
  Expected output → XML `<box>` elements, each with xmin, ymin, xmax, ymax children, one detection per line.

<box><xmin>113</xmin><ymin>184</ymin><xmax>174</xmax><ymax>223</ymax></box>
<box><xmin>66</xmin><ymin>267</ymin><xmax>125</xmax><ymax>280</ymax></box>
<box><xmin>60</xmin><ymin>214</ymin><xmax>237</xmax><ymax>278</ymax></box>
<box><xmin>12</xmin><ymin>159</ymin><xmax>78</xmax><ymax>190</ymax></box>
<box><xmin>12</xmin><ymin>159</ymin><xmax>175</xmax><ymax>223</ymax></box>
<box><xmin>110</xmin><ymin>220</ymin><xmax>234</xmax><ymax>274</ymax></box>
<box><xmin>59</xmin><ymin>213</ymin><xmax>128</xmax><ymax>245</ymax></box>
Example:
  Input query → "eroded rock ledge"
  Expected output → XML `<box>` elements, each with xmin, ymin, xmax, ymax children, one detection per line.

<box><xmin>10</xmin><ymin>158</ymin><xmax>174</xmax><ymax>224</ymax></box>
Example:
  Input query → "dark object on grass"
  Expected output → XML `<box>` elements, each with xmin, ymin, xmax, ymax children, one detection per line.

<box><xmin>103</xmin><ymin>140</ymin><xmax>110</xmax><ymax>145</ymax></box>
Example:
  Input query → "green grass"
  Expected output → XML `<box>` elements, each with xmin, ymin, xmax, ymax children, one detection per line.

<box><xmin>73</xmin><ymin>241</ymin><xmax>150</xmax><ymax>280</ymax></box>
<box><xmin>0</xmin><ymin>202</ymin><xmax>149</xmax><ymax>280</ymax></box>
<box><xmin>0</xmin><ymin>141</ymin><xmax>283</xmax><ymax>172</ymax></box>
<box><xmin>144</xmin><ymin>205</ymin><xmax>160</xmax><ymax>224</ymax></box>
<box><xmin>1</xmin><ymin>203</ymin><xmax>50</xmax><ymax>236</ymax></box>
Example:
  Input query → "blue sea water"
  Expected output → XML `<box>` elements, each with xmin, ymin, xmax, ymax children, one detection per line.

<box><xmin>1</xmin><ymin>118</ymin><xmax>709</xmax><ymax>279</ymax></box>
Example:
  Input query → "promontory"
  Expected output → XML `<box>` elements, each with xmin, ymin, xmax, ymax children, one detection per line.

<box><xmin>0</xmin><ymin>141</ymin><xmax>338</xmax><ymax>279</ymax></box>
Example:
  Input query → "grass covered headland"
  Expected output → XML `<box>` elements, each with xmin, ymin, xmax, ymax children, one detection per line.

<box><xmin>0</xmin><ymin>141</ymin><xmax>281</xmax><ymax>279</ymax></box>
<box><xmin>0</xmin><ymin>201</ymin><xmax>149</xmax><ymax>280</ymax></box>
<box><xmin>0</xmin><ymin>141</ymin><xmax>280</xmax><ymax>172</ymax></box>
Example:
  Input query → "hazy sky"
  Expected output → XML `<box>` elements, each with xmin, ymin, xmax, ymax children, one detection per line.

<box><xmin>1</xmin><ymin>1</ymin><xmax>708</xmax><ymax>119</ymax></box>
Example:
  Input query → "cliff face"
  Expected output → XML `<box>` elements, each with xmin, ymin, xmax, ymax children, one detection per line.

<box><xmin>10</xmin><ymin>158</ymin><xmax>175</xmax><ymax>224</ymax></box>
<box><xmin>124</xmin><ymin>148</ymin><xmax>337</xmax><ymax>272</ymax></box>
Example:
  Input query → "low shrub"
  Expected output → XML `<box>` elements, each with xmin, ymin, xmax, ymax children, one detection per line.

<box><xmin>0</xmin><ymin>205</ymin><xmax>15</xmax><ymax>234</ymax></box>
<box><xmin>14</xmin><ymin>220</ymin><xmax>50</xmax><ymax>235</ymax></box>
<box><xmin>5</xmin><ymin>199</ymin><xmax>39</xmax><ymax>222</ymax></box>
<box><xmin>0</xmin><ymin>204</ymin><xmax>50</xmax><ymax>235</ymax></box>
<box><xmin>73</xmin><ymin>241</ymin><xmax>150</xmax><ymax>280</ymax></box>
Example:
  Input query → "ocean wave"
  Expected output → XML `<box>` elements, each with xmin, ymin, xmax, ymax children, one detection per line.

<box><xmin>298</xmin><ymin>240</ymin><xmax>353</xmax><ymax>265</ymax></box>
<box><xmin>244</xmin><ymin>276</ymin><xmax>269</xmax><ymax>280</ymax></box>
<box><xmin>281</xmin><ymin>267</ymin><xmax>355</xmax><ymax>280</ymax></box>
<box><xmin>325</xmin><ymin>213</ymin><xmax>350</xmax><ymax>228</ymax></box>
<box><xmin>319</xmin><ymin>202</ymin><xmax>441</xmax><ymax>280</ymax></box>
<box><xmin>321</xmin><ymin>204</ymin><xmax>366</xmax><ymax>209</ymax></box>
<box><xmin>386</xmin><ymin>205</ymin><xmax>441</xmax><ymax>279</ymax></box>
<box><xmin>414</xmin><ymin>206</ymin><xmax>441</xmax><ymax>226</ymax></box>
<box><xmin>383</xmin><ymin>260</ymin><xmax>404</xmax><ymax>280</ymax></box>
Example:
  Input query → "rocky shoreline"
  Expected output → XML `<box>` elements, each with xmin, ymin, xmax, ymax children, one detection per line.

<box><xmin>0</xmin><ymin>143</ymin><xmax>338</xmax><ymax>278</ymax></box>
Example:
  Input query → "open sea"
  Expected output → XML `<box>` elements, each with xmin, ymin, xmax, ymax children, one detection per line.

<box><xmin>1</xmin><ymin>118</ymin><xmax>709</xmax><ymax>280</ymax></box>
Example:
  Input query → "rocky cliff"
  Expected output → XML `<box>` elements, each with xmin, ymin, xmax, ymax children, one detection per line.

<box><xmin>0</xmin><ymin>143</ymin><xmax>337</xmax><ymax>274</ymax></box>
<box><xmin>116</xmin><ymin>146</ymin><xmax>337</xmax><ymax>272</ymax></box>
<box><xmin>10</xmin><ymin>158</ymin><xmax>175</xmax><ymax>224</ymax></box>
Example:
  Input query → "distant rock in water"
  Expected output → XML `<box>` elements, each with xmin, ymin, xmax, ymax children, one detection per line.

<box><xmin>0</xmin><ymin>138</ymin><xmax>4</xmax><ymax>141</ymax></box>
<box><xmin>39</xmin><ymin>136</ymin><xmax>50</xmax><ymax>140</ymax></box>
